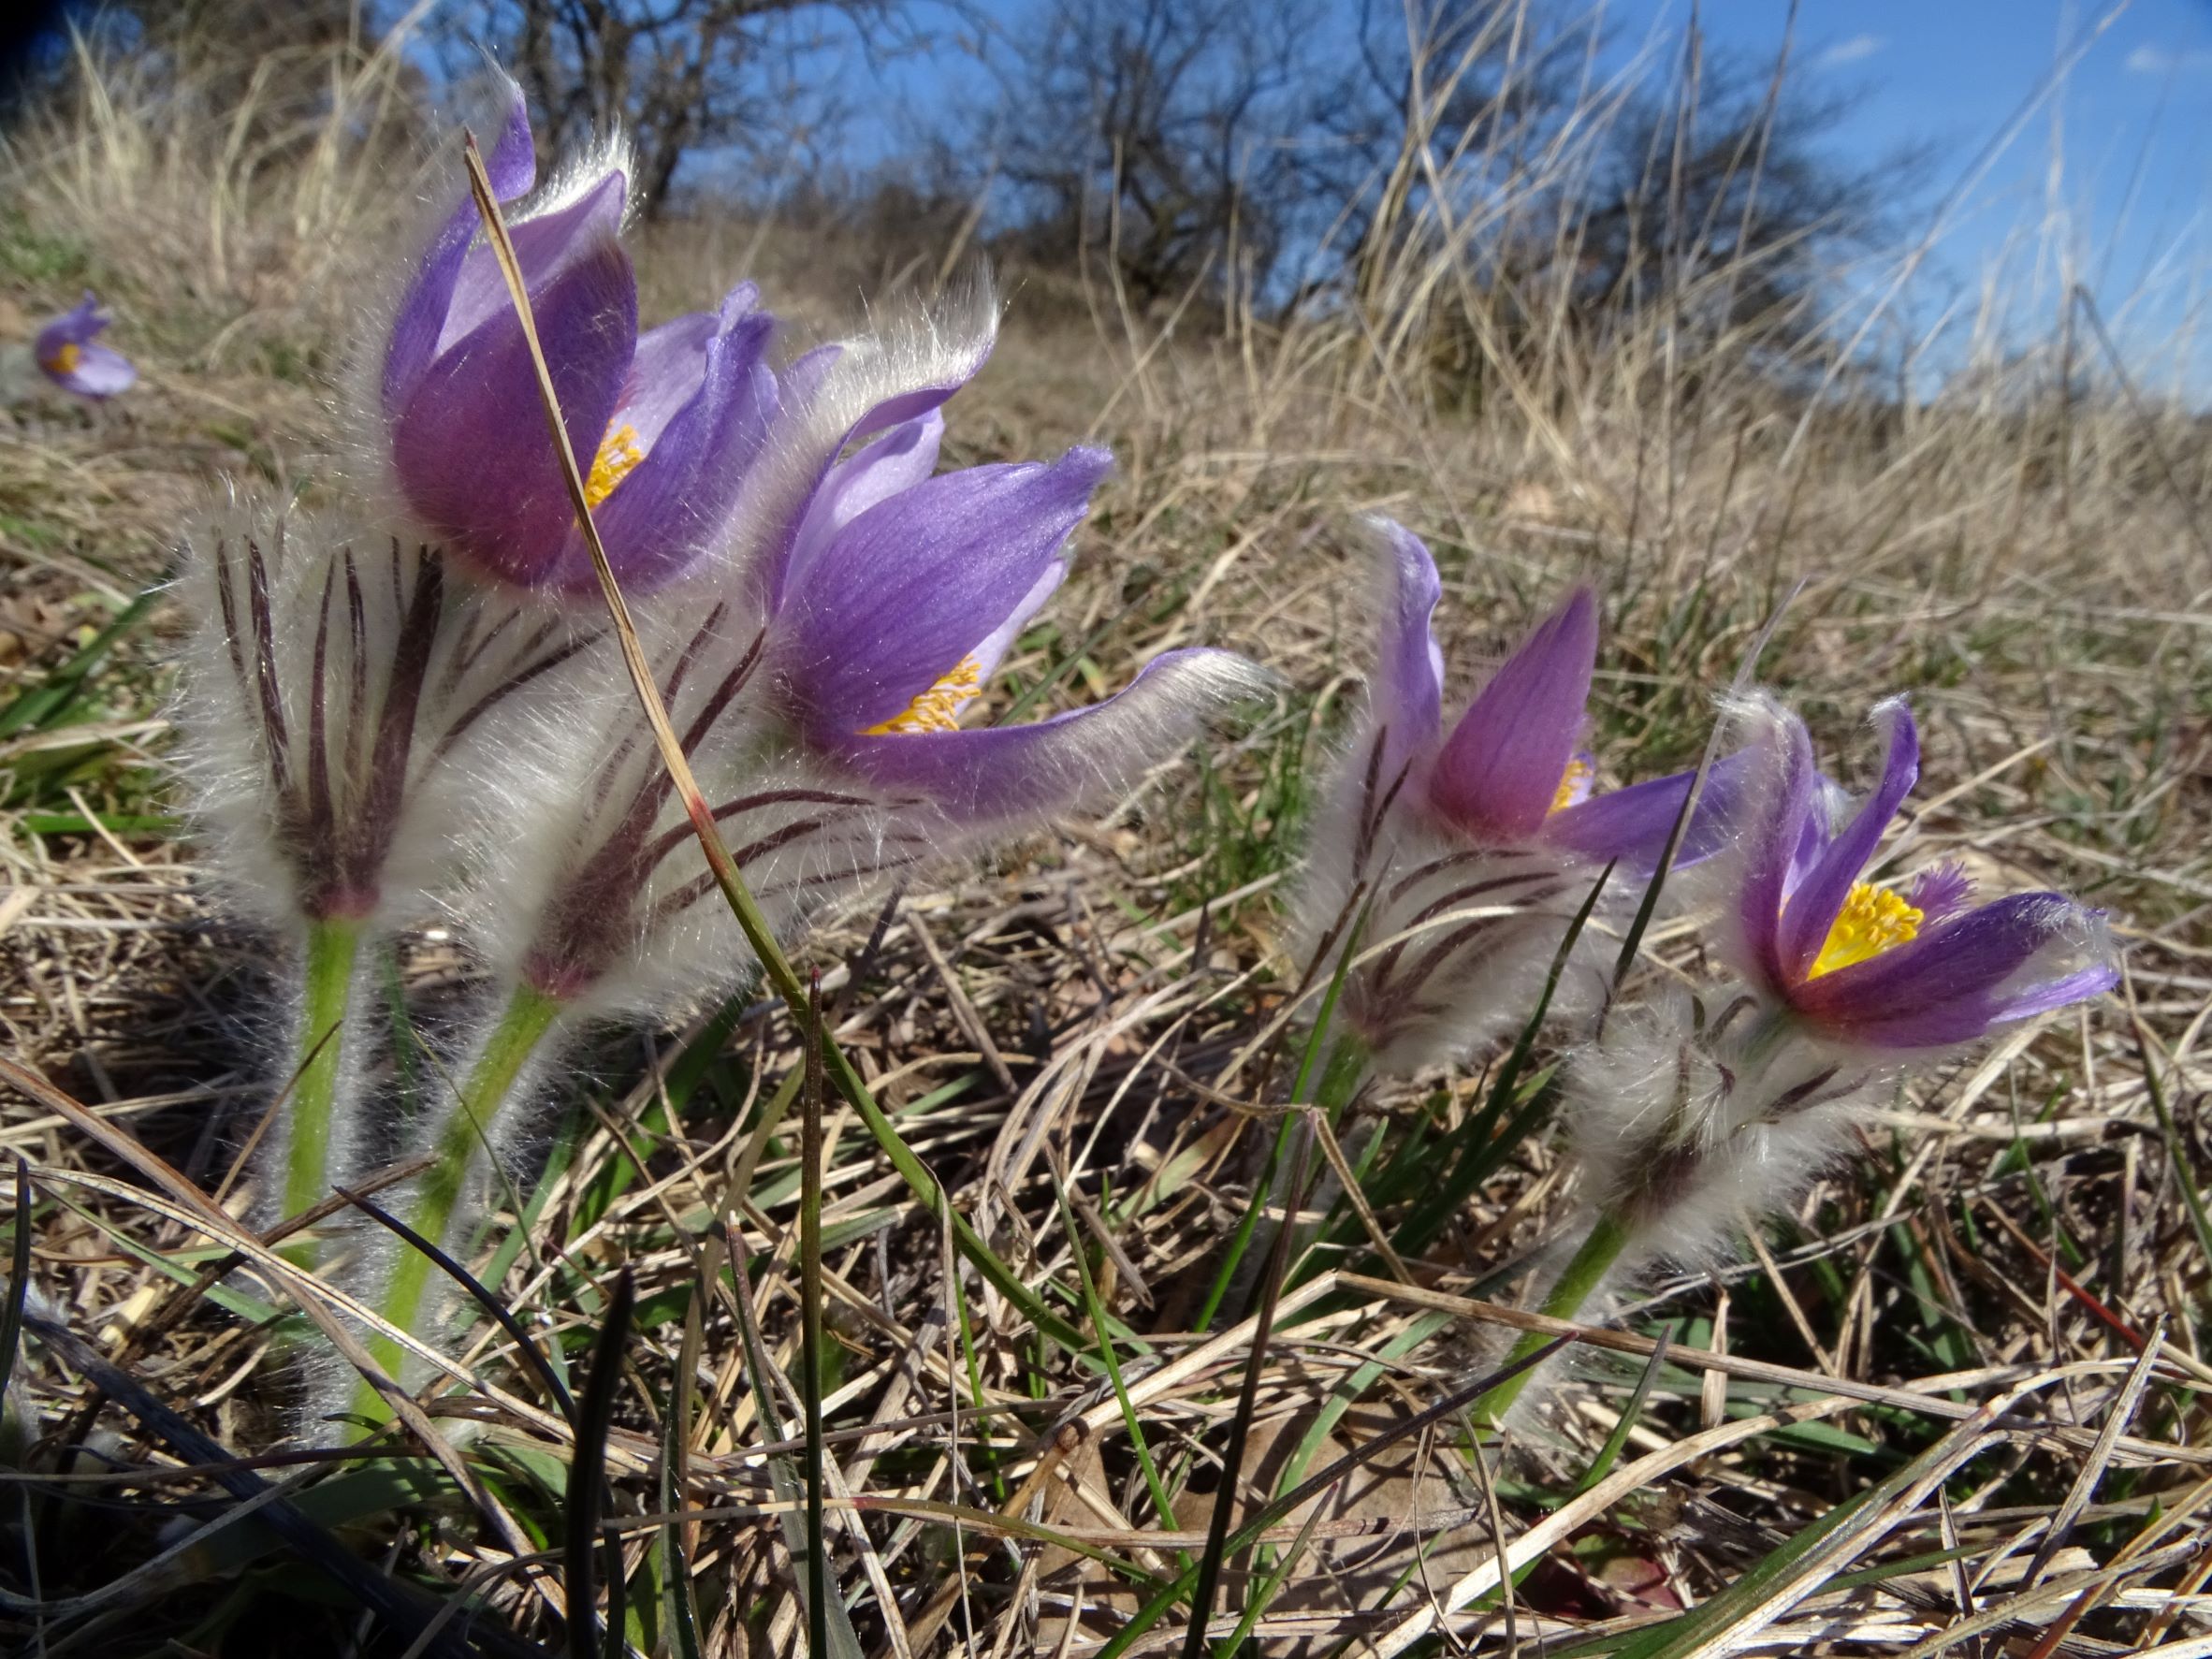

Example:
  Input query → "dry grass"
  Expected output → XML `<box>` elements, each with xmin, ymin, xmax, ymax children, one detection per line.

<box><xmin>1</xmin><ymin>18</ymin><xmax>2210</xmax><ymax>1659</ymax></box>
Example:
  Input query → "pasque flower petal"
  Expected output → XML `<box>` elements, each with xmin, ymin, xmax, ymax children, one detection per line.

<box><xmin>1544</xmin><ymin>748</ymin><xmax>1756</xmax><ymax>871</ymax></box>
<box><xmin>1428</xmin><ymin>586</ymin><xmax>1598</xmax><ymax>841</ymax></box>
<box><xmin>577</xmin><ymin>301</ymin><xmax>779</xmax><ymax>591</ymax></box>
<box><xmin>1777</xmin><ymin>698</ymin><xmax>1918</xmax><ymax>981</ymax></box>
<box><xmin>784</xmin><ymin>412</ymin><xmax>945</xmax><ymax>599</ymax></box>
<box><xmin>382</xmin><ymin>86</ymin><xmax>537</xmax><ymax>415</ymax></box>
<box><xmin>46</xmin><ymin>342</ymin><xmax>137</xmax><ymax>398</ymax></box>
<box><xmin>433</xmin><ymin>169</ymin><xmax>629</xmax><ymax>365</ymax></box>
<box><xmin>390</xmin><ymin>235</ymin><xmax>637</xmax><ymax>589</ymax></box>
<box><xmin>1368</xmin><ymin>518</ymin><xmax>1445</xmax><ymax>790</ymax></box>
<box><xmin>1737</xmin><ymin>708</ymin><xmax>1817</xmax><ymax>997</ymax></box>
<box><xmin>783</xmin><ymin>446</ymin><xmax>1112</xmax><ymax>738</ymax></box>
<box><xmin>840</xmin><ymin>648</ymin><xmax>1270</xmax><ymax>822</ymax></box>
<box><xmin>1789</xmin><ymin>891</ymin><xmax>2115</xmax><ymax>1048</ymax></box>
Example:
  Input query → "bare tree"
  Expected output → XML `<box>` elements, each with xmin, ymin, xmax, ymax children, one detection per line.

<box><xmin>967</xmin><ymin>0</ymin><xmax>1377</xmax><ymax>310</ymax></box>
<box><xmin>1563</xmin><ymin>51</ymin><xmax>1894</xmax><ymax>343</ymax></box>
<box><xmin>425</xmin><ymin>0</ymin><xmax>895</xmax><ymax>212</ymax></box>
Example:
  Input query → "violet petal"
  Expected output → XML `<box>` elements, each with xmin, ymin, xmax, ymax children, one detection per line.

<box><xmin>1777</xmin><ymin>700</ymin><xmax>1918</xmax><ymax>982</ymax></box>
<box><xmin>382</xmin><ymin>86</ymin><xmax>537</xmax><ymax>415</ymax></box>
<box><xmin>1739</xmin><ymin>712</ymin><xmax>1816</xmax><ymax>997</ymax></box>
<box><xmin>1370</xmin><ymin>518</ymin><xmax>1445</xmax><ymax>790</ymax></box>
<box><xmin>575</xmin><ymin>311</ymin><xmax>779</xmax><ymax>592</ymax></box>
<box><xmin>436</xmin><ymin>169</ymin><xmax>628</xmax><ymax>355</ymax></box>
<box><xmin>754</xmin><ymin>308</ymin><xmax>996</xmax><ymax>606</ymax></box>
<box><xmin>52</xmin><ymin>342</ymin><xmax>137</xmax><ymax>399</ymax></box>
<box><xmin>785</xmin><ymin>412</ymin><xmax>946</xmax><ymax>599</ymax></box>
<box><xmin>1428</xmin><ymin>586</ymin><xmax>1599</xmax><ymax>841</ymax></box>
<box><xmin>392</xmin><ymin>236</ymin><xmax>636</xmax><ymax>589</ymax></box>
<box><xmin>1544</xmin><ymin>747</ymin><xmax>1756</xmax><ymax>872</ymax></box>
<box><xmin>1791</xmin><ymin>891</ymin><xmax>2111</xmax><ymax>1047</ymax></box>
<box><xmin>839</xmin><ymin>648</ymin><xmax>1262</xmax><ymax>822</ymax></box>
<box><xmin>785</xmin><ymin>447</ymin><xmax>1111</xmax><ymax>738</ymax></box>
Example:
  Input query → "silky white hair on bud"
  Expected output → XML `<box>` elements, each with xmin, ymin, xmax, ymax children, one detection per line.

<box><xmin>715</xmin><ymin>279</ymin><xmax>1001</xmax><ymax>589</ymax></box>
<box><xmin>171</xmin><ymin>492</ymin><xmax>601</xmax><ymax>1227</ymax></box>
<box><xmin>1564</xmin><ymin>986</ymin><xmax>1873</xmax><ymax>1273</ymax></box>
<box><xmin>171</xmin><ymin>492</ymin><xmax>599</xmax><ymax>931</ymax></box>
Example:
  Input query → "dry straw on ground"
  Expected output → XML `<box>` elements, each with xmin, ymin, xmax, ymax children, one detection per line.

<box><xmin>1</xmin><ymin>17</ymin><xmax>2209</xmax><ymax>1659</ymax></box>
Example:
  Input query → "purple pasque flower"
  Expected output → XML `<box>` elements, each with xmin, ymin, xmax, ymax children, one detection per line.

<box><xmin>1728</xmin><ymin>697</ymin><xmax>2117</xmax><ymax>1052</ymax></box>
<box><xmin>1378</xmin><ymin>520</ymin><xmax>1734</xmax><ymax>867</ymax></box>
<box><xmin>1303</xmin><ymin>520</ymin><xmax>1735</xmax><ymax>1070</ymax></box>
<box><xmin>36</xmin><ymin>291</ymin><xmax>136</xmax><ymax>399</ymax></box>
<box><xmin>739</xmin><ymin>302</ymin><xmax>1265</xmax><ymax>828</ymax></box>
<box><xmin>379</xmin><ymin>88</ymin><xmax>779</xmax><ymax>595</ymax></box>
<box><xmin>472</xmin><ymin>297</ymin><xmax>1263</xmax><ymax>1021</ymax></box>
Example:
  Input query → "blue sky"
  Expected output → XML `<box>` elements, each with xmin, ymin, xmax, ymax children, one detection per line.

<box><xmin>1633</xmin><ymin>0</ymin><xmax>2212</xmax><ymax>387</ymax></box>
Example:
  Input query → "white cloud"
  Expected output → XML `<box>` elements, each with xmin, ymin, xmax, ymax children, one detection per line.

<box><xmin>1817</xmin><ymin>33</ymin><xmax>1886</xmax><ymax>69</ymax></box>
<box><xmin>2125</xmin><ymin>43</ymin><xmax>2212</xmax><ymax>75</ymax></box>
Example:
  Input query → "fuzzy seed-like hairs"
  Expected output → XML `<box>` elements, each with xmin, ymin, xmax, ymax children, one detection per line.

<box><xmin>172</xmin><ymin>490</ymin><xmax>603</xmax><ymax>1225</ymax></box>
<box><xmin>1562</xmin><ymin>987</ymin><xmax>1869</xmax><ymax>1275</ymax></box>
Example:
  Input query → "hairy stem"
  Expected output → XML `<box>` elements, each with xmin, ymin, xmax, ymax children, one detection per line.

<box><xmin>283</xmin><ymin>915</ymin><xmax>364</xmax><ymax>1230</ymax></box>
<box><xmin>1472</xmin><ymin>1210</ymin><xmax>1631</xmax><ymax>1430</ymax></box>
<box><xmin>353</xmin><ymin>981</ymin><xmax>565</xmax><ymax>1427</ymax></box>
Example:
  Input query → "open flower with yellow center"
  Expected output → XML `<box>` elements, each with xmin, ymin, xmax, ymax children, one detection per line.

<box><xmin>35</xmin><ymin>291</ymin><xmax>135</xmax><ymax>400</ymax></box>
<box><xmin>750</xmin><ymin>323</ymin><xmax>1267</xmax><ymax>827</ymax></box>
<box><xmin>379</xmin><ymin>85</ymin><xmax>780</xmax><ymax>594</ymax></box>
<box><xmin>1734</xmin><ymin>699</ymin><xmax>2116</xmax><ymax>1050</ymax></box>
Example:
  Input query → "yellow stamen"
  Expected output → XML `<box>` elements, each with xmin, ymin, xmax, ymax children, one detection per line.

<box><xmin>582</xmin><ymin>421</ymin><xmax>645</xmax><ymax>509</ymax></box>
<box><xmin>865</xmin><ymin>655</ymin><xmax>983</xmax><ymax>735</ymax></box>
<box><xmin>1808</xmin><ymin>881</ymin><xmax>1922</xmax><ymax>979</ymax></box>
<box><xmin>1550</xmin><ymin>756</ymin><xmax>1594</xmax><ymax>814</ymax></box>
<box><xmin>42</xmin><ymin>341</ymin><xmax>81</xmax><ymax>376</ymax></box>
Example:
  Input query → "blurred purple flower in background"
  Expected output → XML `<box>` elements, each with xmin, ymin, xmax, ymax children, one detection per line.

<box><xmin>380</xmin><ymin>90</ymin><xmax>779</xmax><ymax>594</ymax></box>
<box><xmin>36</xmin><ymin>291</ymin><xmax>136</xmax><ymax>399</ymax></box>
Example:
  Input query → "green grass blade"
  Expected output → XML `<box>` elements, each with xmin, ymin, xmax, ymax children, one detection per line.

<box><xmin>1049</xmin><ymin>1165</ymin><xmax>1182</xmax><ymax>1556</ymax></box>
<box><xmin>0</xmin><ymin>588</ymin><xmax>156</xmax><ymax>738</ymax></box>
<box><xmin>566</xmin><ymin>1268</ymin><xmax>633</xmax><ymax>1659</ymax></box>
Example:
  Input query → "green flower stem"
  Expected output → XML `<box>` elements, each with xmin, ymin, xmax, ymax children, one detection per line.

<box><xmin>1471</xmin><ymin>1210</ymin><xmax>1632</xmax><ymax>1430</ymax></box>
<box><xmin>284</xmin><ymin>915</ymin><xmax>365</xmax><ymax>1226</ymax></box>
<box><xmin>353</xmin><ymin>980</ymin><xmax>565</xmax><ymax>1427</ymax></box>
